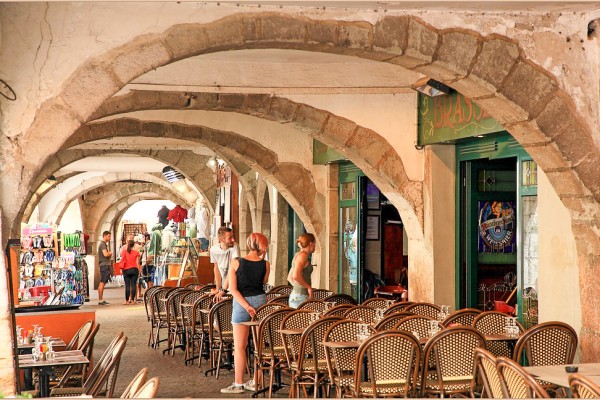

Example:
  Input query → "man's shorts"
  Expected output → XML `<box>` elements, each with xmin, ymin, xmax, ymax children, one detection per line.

<box><xmin>100</xmin><ymin>265</ymin><xmax>111</xmax><ymax>284</ymax></box>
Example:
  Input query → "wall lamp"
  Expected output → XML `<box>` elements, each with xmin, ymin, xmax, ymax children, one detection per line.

<box><xmin>162</xmin><ymin>166</ymin><xmax>184</xmax><ymax>183</ymax></box>
<box><xmin>411</xmin><ymin>77</ymin><xmax>451</xmax><ymax>97</ymax></box>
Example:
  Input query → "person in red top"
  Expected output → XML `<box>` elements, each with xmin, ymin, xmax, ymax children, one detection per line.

<box><xmin>167</xmin><ymin>204</ymin><xmax>188</xmax><ymax>223</ymax></box>
<box><xmin>120</xmin><ymin>239</ymin><xmax>140</xmax><ymax>305</ymax></box>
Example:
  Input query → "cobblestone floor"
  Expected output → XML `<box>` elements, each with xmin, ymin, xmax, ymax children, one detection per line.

<box><xmin>90</xmin><ymin>286</ymin><xmax>292</xmax><ymax>398</ymax></box>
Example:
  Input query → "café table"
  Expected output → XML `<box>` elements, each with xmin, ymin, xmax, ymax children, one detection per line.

<box><xmin>484</xmin><ymin>333</ymin><xmax>520</xmax><ymax>357</ymax></box>
<box><xmin>524</xmin><ymin>363</ymin><xmax>600</xmax><ymax>388</ymax></box>
<box><xmin>18</xmin><ymin>337</ymin><xmax>67</xmax><ymax>391</ymax></box>
<box><xmin>278</xmin><ymin>328</ymin><xmax>304</xmax><ymax>336</ymax></box>
<box><xmin>18</xmin><ymin>349</ymin><xmax>89</xmax><ymax>398</ymax></box>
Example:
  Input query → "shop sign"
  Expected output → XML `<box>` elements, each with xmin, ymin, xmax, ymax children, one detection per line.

<box><xmin>418</xmin><ymin>92</ymin><xmax>503</xmax><ymax>145</ymax></box>
<box><xmin>478</xmin><ymin>201</ymin><xmax>516</xmax><ymax>254</ymax></box>
<box><xmin>216</xmin><ymin>165</ymin><xmax>231</xmax><ymax>188</ymax></box>
<box><xmin>22</xmin><ymin>223</ymin><xmax>54</xmax><ymax>236</ymax></box>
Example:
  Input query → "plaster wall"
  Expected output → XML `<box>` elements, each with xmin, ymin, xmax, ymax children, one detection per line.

<box><xmin>537</xmin><ymin>170</ymin><xmax>581</xmax><ymax>333</ymax></box>
<box><xmin>287</xmin><ymin>93</ymin><xmax>423</xmax><ymax>182</ymax></box>
<box><xmin>57</xmin><ymin>199</ymin><xmax>83</xmax><ymax>233</ymax></box>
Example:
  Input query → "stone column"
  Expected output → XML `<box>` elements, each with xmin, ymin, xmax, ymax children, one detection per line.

<box><xmin>271</xmin><ymin>192</ymin><xmax>289</xmax><ymax>286</ymax></box>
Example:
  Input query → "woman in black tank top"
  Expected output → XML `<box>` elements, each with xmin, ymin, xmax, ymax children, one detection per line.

<box><xmin>221</xmin><ymin>232</ymin><xmax>270</xmax><ymax>394</ymax></box>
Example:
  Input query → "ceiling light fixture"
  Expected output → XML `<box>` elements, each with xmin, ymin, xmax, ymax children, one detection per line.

<box><xmin>411</xmin><ymin>77</ymin><xmax>451</xmax><ymax>97</ymax></box>
<box><xmin>162</xmin><ymin>166</ymin><xmax>184</xmax><ymax>183</ymax></box>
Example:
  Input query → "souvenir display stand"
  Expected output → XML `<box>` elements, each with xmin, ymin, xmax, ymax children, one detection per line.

<box><xmin>156</xmin><ymin>237</ymin><xmax>199</xmax><ymax>287</ymax></box>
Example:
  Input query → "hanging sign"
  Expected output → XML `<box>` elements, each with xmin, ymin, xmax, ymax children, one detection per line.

<box><xmin>216</xmin><ymin>165</ymin><xmax>231</xmax><ymax>188</ymax></box>
<box><xmin>478</xmin><ymin>201</ymin><xmax>516</xmax><ymax>254</ymax></box>
<box><xmin>417</xmin><ymin>92</ymin><xmax>503</xmax><ymax>145</ymax></box>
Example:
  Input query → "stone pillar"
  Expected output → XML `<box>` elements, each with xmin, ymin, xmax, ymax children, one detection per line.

<box><xmin>272</xmin><ymin>192</ymin><xmax>289</xmax><ymax>286</ymax></box>
<box><xmin>327</xmin><ymin>164</ymin><xmax>339</xmax><ymax>292</ymax></box>
<box><xmin>0</xmin><ymin>208</ymin><xmax>17</xmax><ymax>394</ymax></box>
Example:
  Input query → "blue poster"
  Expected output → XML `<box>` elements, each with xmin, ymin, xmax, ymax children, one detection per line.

<box><xmin>478</xmin><ymin>201</ymin><xmax>516</xmax><ymax>253</ymax></box>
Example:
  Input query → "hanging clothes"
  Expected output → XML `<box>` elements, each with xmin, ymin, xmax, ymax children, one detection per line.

<box><xmin>167</xmin><ymin>204</ymin><xmax>188</xmax><ymax>223</ymax></box>
<box><xmin>148</xmin><ymin>223</ymin><xmax>163</xmax><ymax>257</ymax></box>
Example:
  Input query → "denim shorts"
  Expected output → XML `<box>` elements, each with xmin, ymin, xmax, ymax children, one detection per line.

<box><xmin>289</xmin><ymin>292</ymin><xmax>309</xmax><ymax>309</ymax></box>
<box><xmin>232</xmin><ymin>294</ymin><xmax>266</xmax><ymax>324</ymax></box>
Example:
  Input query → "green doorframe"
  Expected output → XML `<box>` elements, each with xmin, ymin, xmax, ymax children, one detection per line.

<box><xmin>338</xmin><ymin>161</ymin><xmax>365</xmax><ymax>302</ymax></box>
<box><xmin>455</xmin><ymin>132</ymin><xmax>537</xmax><ymax>323</ymax></box>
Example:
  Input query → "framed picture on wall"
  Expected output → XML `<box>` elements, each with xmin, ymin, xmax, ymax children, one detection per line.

<box><xmin>366</xmin><ymin>216</ymin><xmax>380</xmax><ymax>240</ymax></box>
<box><xmin>366</xmin><ymin>183</ymin><xmax>380</xmax><ymax>210</ymax></box>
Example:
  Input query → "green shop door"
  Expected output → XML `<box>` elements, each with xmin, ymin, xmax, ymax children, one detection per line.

<box><xmin>338</xmin><ymin>162</ymin><xmax>366</xmax><ymax>303</ymax></box>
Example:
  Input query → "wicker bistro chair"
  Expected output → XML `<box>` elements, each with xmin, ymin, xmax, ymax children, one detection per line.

<box><xmin>144</xmin><ymin>286</ymin><xmax>165</xmax><ymax>347</ymax></box>
<box><xmin>344</xmin><ymin>306</ymin><xmax>378</xmax><ymax>325</ymax></box>
<box><xmin>266</xmin><ymin>292</ymin><xmax>284</xmax><ymax>302</ymax></box>
<box><xmin>253</xmin><ymin>308</ymin><xmax>293</xmax><ymax>398</ymax></box>
<box><xmin>324</xmin><ymin>304</ymin><xmax>353</xmax><ymax>317</ymax></box>
<box><xmin>297</xmin><ymin>299</ymin><xmax>328</xmax><ymax>313</ymax></box>
<box><xmin>120</xmin><ymin>368</ymin><xmax>148</xmax><ymax>398</ymax></box>
<box><xmin>442</xmin><ymin>308</ymin><xmax>482</xmax><ymax>327</ymax></box>
<box><xmin>53</xmin><ymin>323</ymin><xmax>100</xmax><ymax>388</ymax></box>
<box><xmin>496</xmin><ymin>356</ymin><xmax>550</xmax><ymax>398</ymax></box>
<box><xmin>181</xmin><ymin>292</ymin><xmax>209</xmax><ymax>365</ymax></box>
<box><xmin>361</xmin><ymin>297</ymin><xmax>394</xmax><ymax>311</ymax></box>
<box><xmin>474</xmin><ymin>348</ymin><xmax>504</xmax><ymax>398</ymax></box>
<box><xmin>188</xmin><ymin>294</ymin><xmax>214</xmax><ymax>368</ymax></box>
<box><xmin>384</xmin><ymin>301</ymin><xmax>414</xmax><ymax>315</ymax></box>
<box><xmin>323</xmin><ymin>319</ymin><xmax>376</xmax><ymax>397</ymax></box>
<box><xmin>204</xmin><ymin>298</ymin><xmax>234</xmax><ymax>379</ymax></box>
<box><xmin>143</xmin><ymin>286</ymin><xmax>162</xmax><ymax>323</ymax></box>
<box><xmin>473</xmin><ymin>311</ymin><xmax>524</xmax><ymax>358</ymax></box>
<box><xmin>352</xmin><ymin>330</ymin><xmax>422</xmax><ymax>398</ymax></box>
<box><xmin>569</xmin><ymin>373</ymin><xmax>600</xmax><ymax>398</ymax></box>
<box><xmin>164</xmin><ymin>288</ymin><xmax>192</xmax><ymax>356</ymax></box>
<box><xmin>374</xmin><ymin>312</ymin><xmax>413</xmax><ymax>332</ymax></box>
<box><xmin>132</xmin><ymin>377</ymin><xmax>160</xmax><ymax>398</ymax></box>
<box><xmin>50</xmin><ymin>320</ymin><xmax>97</xmax><ymax>386</ymax></box>
<box><xmin>312</xmin><ymin>289</ymin><xmax>334</xmax><ymax>300</ymax></box>
<box><xmin>254</xmin><ymin>302</ymin><xmax>289</xmax><ymax>322</ymax></box>
<box><xmin>288</xmin><ymin>316</ymin><xmax>344</xmax><ymax>398</ymax></box>
<box><xmin>280</xmin><ymin>310</ymin><xmax>318</xmax><ymax>395</ymax></box>
<box><xmin>393</xmin><ymin>315</ymin><xmax>443</xmax><ymax>340</ymax></box>
<box><xmin>151</xmin><ymin>286</ymin><xmax>175</xmax><ymax>348</ymax></box>
<box><xmin>405</xmin><ymin>302</ymin><xmax>442</xmax><ymax>319</ymax></box>
<box><xmin>323</xmin><ymin>293</ymin><xmax>358</xmax><ymax>306</ymax></box>
<box><xmin>51</xmin><ymin>334</ymin><xmax>128</xmax><ymax>398</ymax></box>
<box><xmin>268</xmin><ymin>285</ymin><xmax>293</xmax><ymax>295</ymax></box>
<box><xmin>420</xmin><ymin>326</ymin><xmax>487</xmax><ymax>397</ymax></box>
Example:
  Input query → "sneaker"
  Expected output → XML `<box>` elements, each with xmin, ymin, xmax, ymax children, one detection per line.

<box><xmin>220</xmin><ymin>383</ymin><xmax>244</xmax><ymax>394</ymax></box>
<box><xmin>98</xmin><ymin>300</ymin><xmax>109</xmax><ymax>305</ymax></box>
<box><xmin>243</xmin><ymin>379</ymin><xmax>255</xmax><ymax>391</ymax></box>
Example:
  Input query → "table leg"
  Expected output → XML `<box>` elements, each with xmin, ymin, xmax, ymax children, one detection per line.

<box><xmin>38</xmin><ymin>366</ymin><xmax>53</xmax><ymax>398</ymax></box>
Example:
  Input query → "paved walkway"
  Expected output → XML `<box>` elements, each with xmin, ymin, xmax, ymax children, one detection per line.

<box><xmin>89</xmin><ymin>286</ymin><xmax>290</xmax><ymax>398</ymax></box>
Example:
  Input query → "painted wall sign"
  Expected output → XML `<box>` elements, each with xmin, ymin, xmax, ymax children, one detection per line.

<box><xmin>418</xmin><ymin>92</ymin><xmax>503</xmax><ymax>145</ymax></box>
<box><xmin>478</xmin><ymin>201</ymin><xmax>516</xmax><ymax>254</ymax></box>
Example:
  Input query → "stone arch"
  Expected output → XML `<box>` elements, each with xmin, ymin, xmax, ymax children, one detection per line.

<box><xmin>6</xmin><ymin>12</ymin><xmax>600</xmax><ymax>359</ymax></box>
<box><xmin>59</xmin><ymin>119</ymin><xmax>325</xmax><ymax>249</ymax></box>
<box><xmin>22</xmin><ymin>149</ymin><xmax>216</xmax><ymax>224</ymax></box>
<box><xmin>48</xmin><ymin>173</ymin><xmax>194</xmax><ymax>225</ymax></box>
<box><xmin>256</xmin><ymin>179</ymin><xmax>271</xmax><ymax>241</ymax></box>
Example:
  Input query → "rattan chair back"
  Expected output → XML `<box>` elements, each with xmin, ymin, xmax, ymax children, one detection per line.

<box><xmin>473</xmin><ymin>311</ymin><xmax>524</xmax><ymax>357</ymax></box>
<box><xmin>405</xmin><ymin>302</ymin><xmax>442</xmax><ymax>318</ymax></box>
<box><xmin>297</xmin><ymin>316</ymin><xmax>344</xmax><ymax>370</ymax></box>
<box><xmin>268</xmin><ymin>294</ymin><xmax>290</xmax><ymax>305</ymax></box>
<box><xmin>280</xmin><ymin>309</ymin><xmax>315</xmax><ymax>368</ymax></box>
<box><xmin>384</xmin><ymin>301</ymin><xmax>414</xmax><ymax>315</ymax></box>
<box><xmin>86</xmin><ymin>335</ymin><xmax>128</xmax><ymax>397</ymax></box>
<box><xmin>421</xmin><ymin>326</ymin><xmax>486</xmax><ymax>397</ymax></box>
<box><xmin>120</xmin><ymin>368</ymin><xmax>148</xmax><ymax>398</ymax></box>
<box><xmin>443</xmin><ymin>308</ymin><xmax>482</xmax><ymax>327</ymax></box>
<box><xmin>374</xmin><ymin>312</ymin><xmax>413</xmax><ymax>331</ymax></box>
<box><xmin>394</xmin><ymin>315</ymin><xmax>443</xmax><ymax>339</ymax></box>
<box><xmin>569</xmin><ymin>373</ymin><xmax>600</xmax><ymax>398</ymax></box>
<box><xmin>297</xmin><ymin>299</ymin><xmax>327</xmax><ymax>313</ymax></box>
<box><xmin>209</xmin><ymin>299</ymin><xmax>233</xmax><ymax>344</ymax></box>
<box><xmin>256</xmin><ymin>308</ymin><xmax>292</xmax><ymax>360</ymax></box>
<box><xmin>323</xmin><ymin>319</ymin><xmax>375</xmax><ymax>397</ymax></box>
<box><xmin>353</xmin><ymin>330</ymin><xmax>422</xmax><ymax>397</ymax></box>
<box><xmin>268</xmin><ymin>285</ymin><xmax>293</xmax><ymax>295</ymax></box>
<box><xmin>143</xmin><ymin>286</ymin><xmax>161</xmax><ymax>322</ymax></box>
<box><xmin>474</xmin><ymin>347</ymin><xmax>503</xmax><ymax>398</ymax></box>
<box><xmin>323</xmin><ymin>293</ymin><xmax>358</xmax><ymax>306</ymax></box>
<box><xmin>513</xmin><ymin>321</ymin><xmax>578</xmax><ymax>365</ymax></box>
<box><xmin>132</xmin><ymin>377</ymin><xmax>160</xmax><ymax>398</ymax></box>
<box><xmin>344</xmin><ymin>306</ymin><xmax>377</xmax><ymax>324</ymax></box>
<box><xmin>312</xmin><ymin>289</ymin><xmax>333</xmax><ymax>300</ymax></box>
<box><xmin>266</xmin><ymin>292</ymin><xmax>284</xmax><ymax>302</ymax></box>
<box><xmin>66</xmin><ymin>320</ymin><xmax>94</xmax><ymax>351</ymax></box>
<box><xmin>54</xmin><ymin>323</ymin><xmax>100</xmax><ymax>387</ymax></box>
<box><xmin>254</xmin><ymin>302</ymin><xmax>288</xmax><ymax>322</ymax></box>
<box><xmin>324</xmin><ymin>303</ymin><xmax>353</xmax><ymax>317</ymax></box>
<box><xmin>362</xmin><ymin>297</ymin><xmax>393</xmax><ymax>311</ymax></box>
<box><xmin>496</xmin><ymin>356</ymin><xmax>549</xmax><ymax>398</ymax></box>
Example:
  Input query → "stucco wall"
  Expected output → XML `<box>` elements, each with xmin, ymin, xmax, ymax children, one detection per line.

<box><xmin>538</xmin><ymin>170</ymin><xmax>581</xmax><ymax>333</ymax></box>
